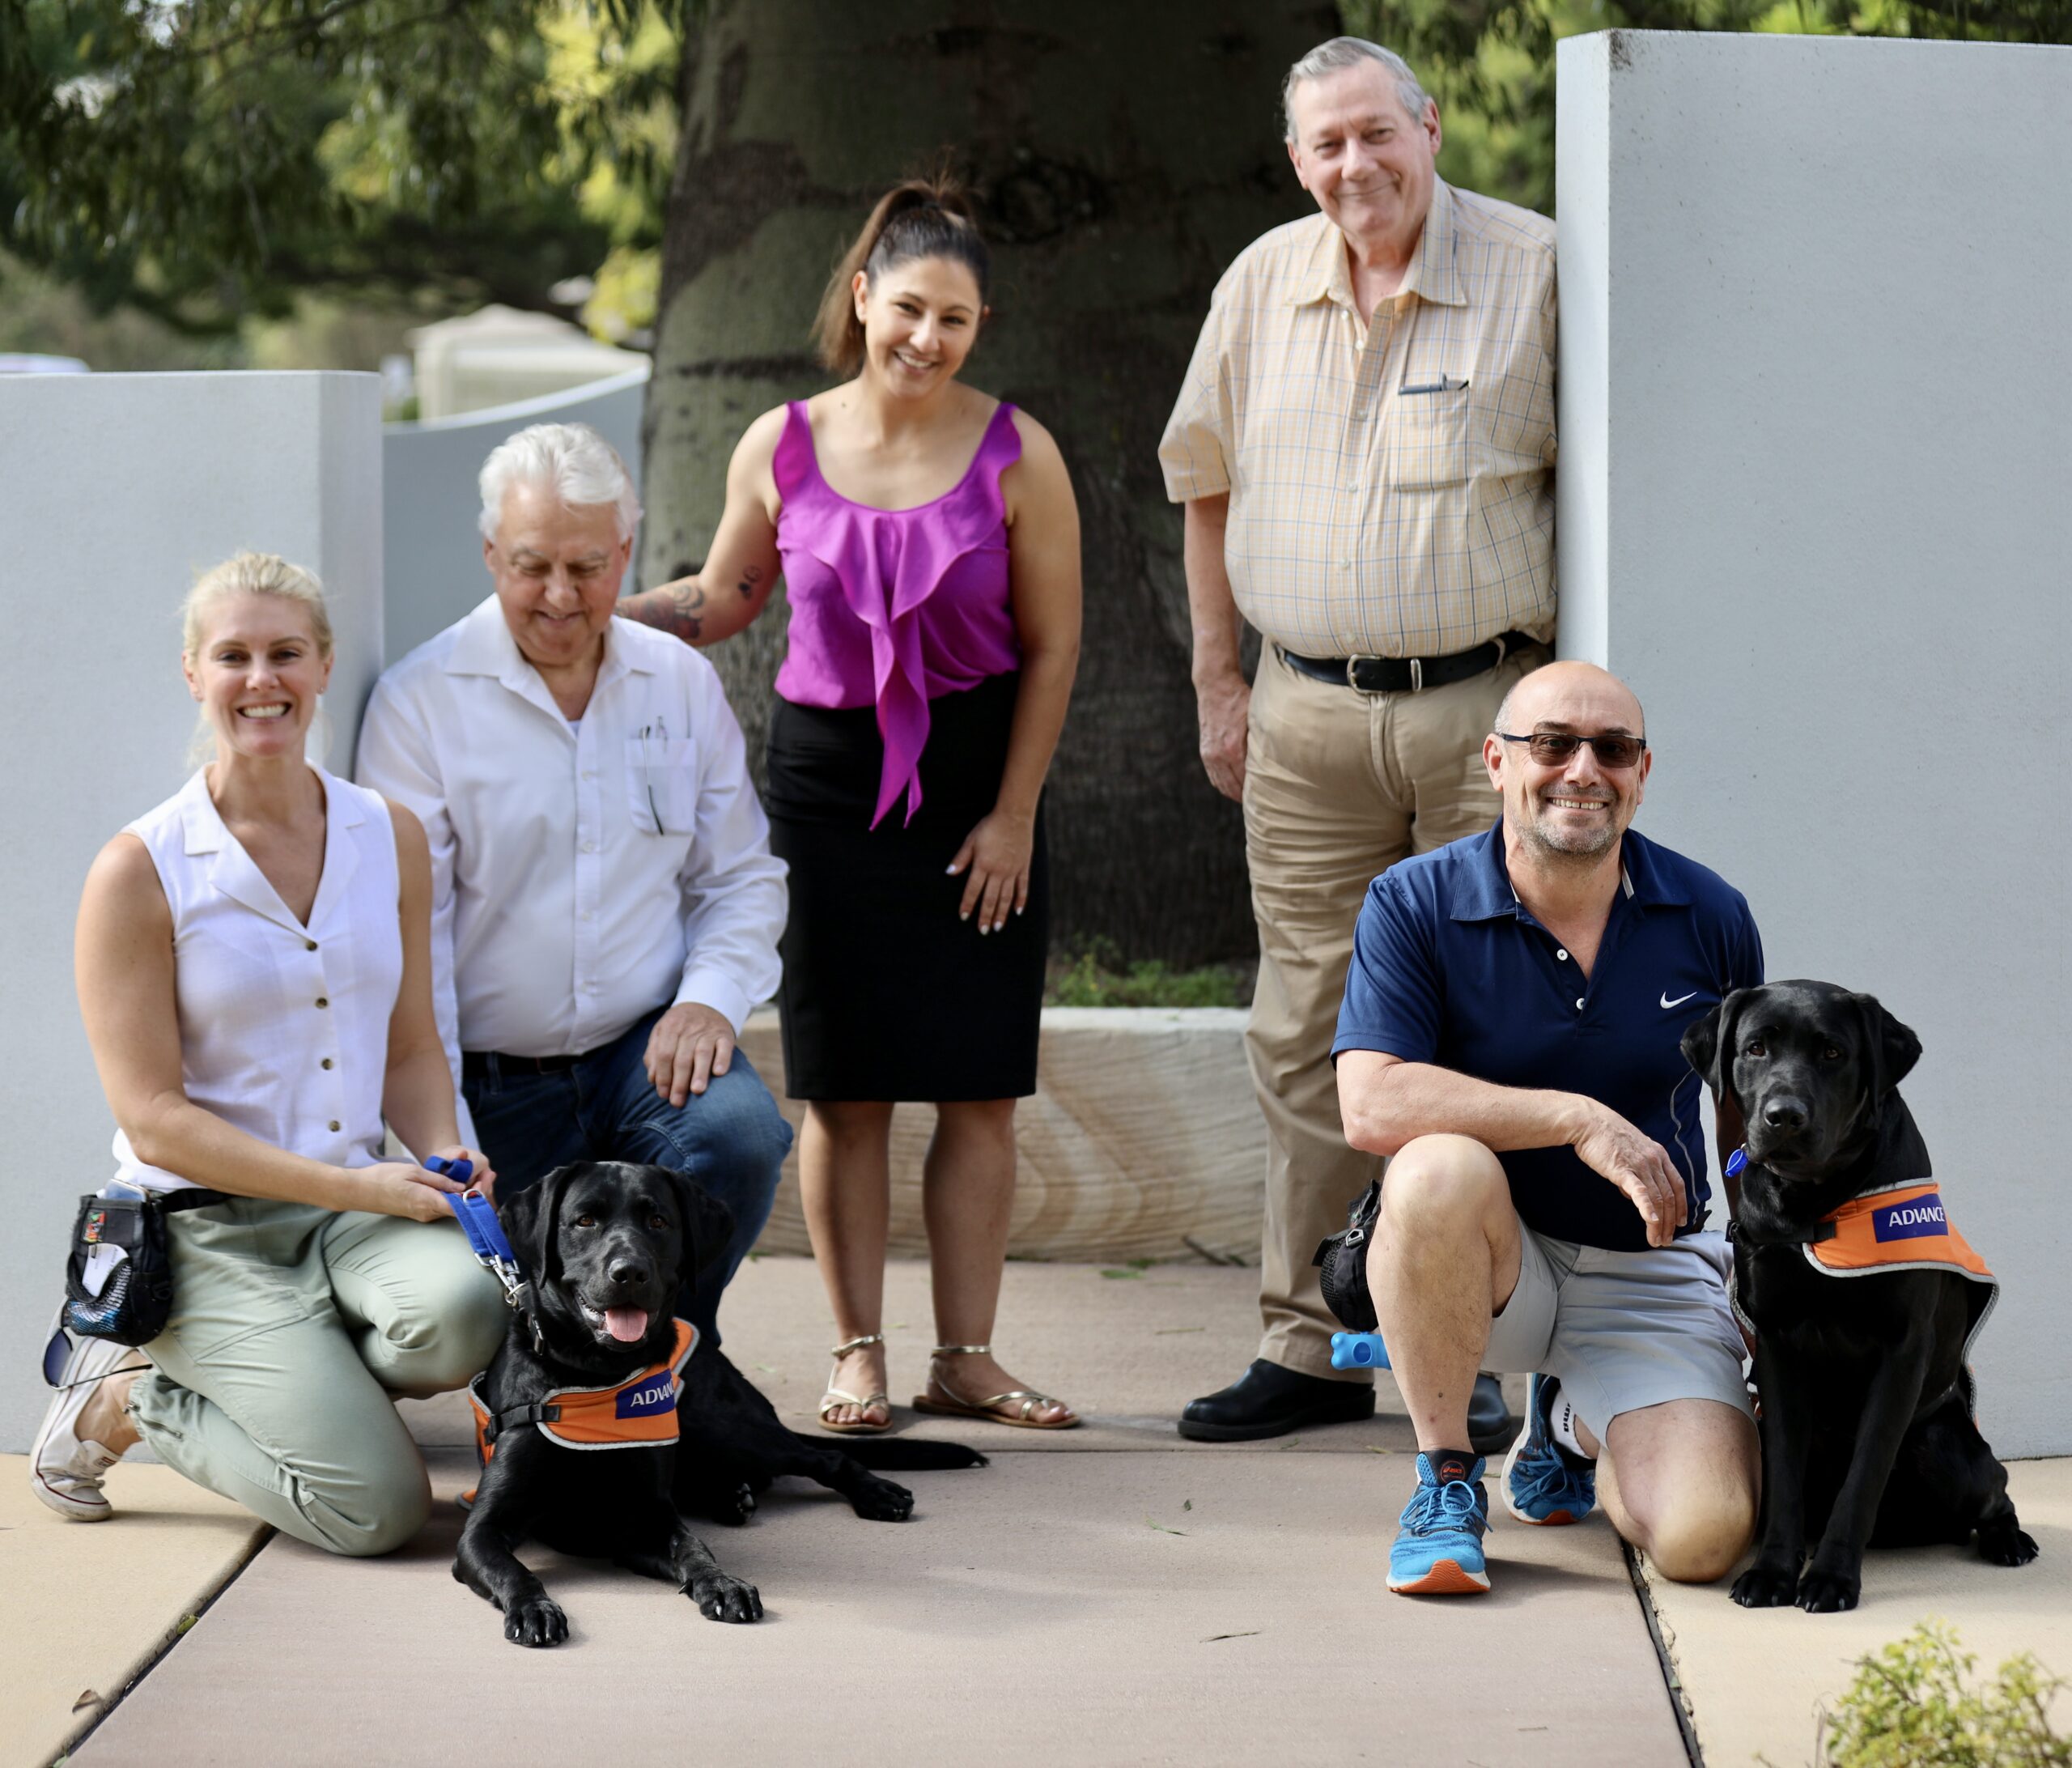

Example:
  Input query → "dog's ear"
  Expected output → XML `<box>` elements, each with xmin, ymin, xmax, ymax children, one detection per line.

<box><xmin>1681</xmin><ymin>988</ymin><xmax>1747</xmax><ymax>1100</ymax></box>
<box><xmin>664</xmin><ymin>1168</ymin><xmax>737</xmax><ymax>1287</ymax></box>
<box><xmin>1853</xmin><ymin>992</ymin><xmax>1922</xmax><ymax>1098</ymax></box>
<box><xmin>497</xmin><ymin>1163</ymin><xmax>577</xmax><ymax>1282</ymax></box>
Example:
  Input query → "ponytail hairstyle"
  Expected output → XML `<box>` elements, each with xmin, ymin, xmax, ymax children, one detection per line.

<box><xmin>812</xmin><ymin>175</ymin><xmax>991</xmax><ymax>376</ymax></box>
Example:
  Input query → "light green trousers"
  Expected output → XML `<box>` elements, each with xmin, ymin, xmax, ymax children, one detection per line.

<box><xmin>129</xmin><ymin>1197</ymin><xmax>507</xmax><ymax>1557</ymax></box>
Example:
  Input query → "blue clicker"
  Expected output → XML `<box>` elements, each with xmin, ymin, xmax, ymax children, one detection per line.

<box><xmin>1330</xmin><ymin>1330</ymin><xmax>1390</xmax><ymax>1371</ymax></box>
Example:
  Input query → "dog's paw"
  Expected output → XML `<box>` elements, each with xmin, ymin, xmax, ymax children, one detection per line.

<box><xmin>690</xmin><ymin>1573</ymin><xmax>763</xmax><ymax>1624</ymax></box>
<box><xmin>1978</xmin><ymin>1522</ymin><xmax>2040</xmax><ymax>1566</ymax></box>
<box><xmin>504</xmin><ymin>1593</ymin><xmax>570</xmax><ymax>1647</ymax></box>
<box><xmin>849</xmin><ymin>1476</ymin><xmax>915</xmax><ymax>1522</ymax></box>
<box><xmin>1730</xmin><ymin>1563</ymin><xmax>1801</xmax><ymax>1608</ymax></box>
<box><xmin>711</xmin><ymin>1482</ymin><xmax>758</xmax><ymax>1527</ymax></box>
<box><xmin>1796</xmin><ymin>1567</ymin><xmax>1861</xmax><ymax>1613</ymax></box>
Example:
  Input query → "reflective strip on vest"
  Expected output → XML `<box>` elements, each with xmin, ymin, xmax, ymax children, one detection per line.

<box><xmin>468</xmin><ymin>1317</ymin><xmax>699</xmax><ymax>1466</ymax></box>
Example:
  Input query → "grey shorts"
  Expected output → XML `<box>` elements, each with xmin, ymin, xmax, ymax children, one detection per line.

<box><xmin>1481</xmin><ymin>1227</ymin><xmax>1754</xmax><ymax>1439</ymax></box>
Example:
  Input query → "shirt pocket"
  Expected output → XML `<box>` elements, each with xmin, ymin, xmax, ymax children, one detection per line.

<box><xmin>1385</xmin><ymin>383</ymin><xmax>1473</xmax><ymax>491</ymax></box>
<box><xmin>624</xmin><ymin>735</ymin><xmax>699</xmax><ymax>836</ymax></box>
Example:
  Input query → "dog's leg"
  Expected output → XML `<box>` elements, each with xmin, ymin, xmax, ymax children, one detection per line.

<box><xmin>755</xmin><ymin>1439</ymin><xmax>914</xmax><ymax>1520</ymax></box>
<box><xmin>454</xmin><ymin>1485</ymin><xmax>569</xmax><ymax>1648</ymax></box>
<box><xmin>664</xmin><ymin>1518</ymin><xmax>764</xmax><ymax>1623</ymax></box>
<box><xmin>1731</xmin><ymin>1341</ymin><xmax>1813</xmax><ymax>1608</ymax></box>
<box><xmin>1933</xmin><ymin>1405</ymin><xmax>2040</xmax><ymax>1567</ymax></box>
<box><xmin>1797</xmin><ymin>1330</ymin><xmax>1934</xmax><ymax>1613</ymax></box>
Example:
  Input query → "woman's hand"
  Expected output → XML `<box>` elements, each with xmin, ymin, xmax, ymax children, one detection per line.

<box><xmin>948</xmin><ymin>809</ymin><xmax>1034</xmax><ymax>934</ymax></box>
<box><xmin>355</xmin><ymin>1160</ymin><xmax>475</xmax><ymax>1223</ymax></box>
<box><xmin>428</xmin><ymin>1144</ymin><xmax>499</xmax><ymax>1207</ymax></box>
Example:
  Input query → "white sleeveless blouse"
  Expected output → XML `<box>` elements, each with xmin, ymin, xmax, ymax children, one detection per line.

<box><xmin>112</xmin><ymin>767</ymin><xmax>401</xmax><ymax>1193</ymax></box>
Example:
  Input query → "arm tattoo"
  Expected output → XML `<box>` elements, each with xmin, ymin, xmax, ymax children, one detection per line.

<box><xmin>670</xmin><ymin>581</ymin><xmax>707</xmax><ymax>640</ymax></box>
<box><xmin>737</xmin><ymin>564</ymin><xmax>763</xmax><ymax>601</ymax></box>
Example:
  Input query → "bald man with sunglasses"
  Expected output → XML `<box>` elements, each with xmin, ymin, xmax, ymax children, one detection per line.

<box><xmin>1332</xmin><ymin>663</ymin><xmax>1763</xmax><ymax>1597</ymax></box>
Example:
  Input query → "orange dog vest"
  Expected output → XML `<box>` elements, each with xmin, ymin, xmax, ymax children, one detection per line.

<box><xmin>468</xmin><ymin>1318</ymin><xmax>699</xmax><ymax>1466</ymax></box>
<box><xmin>1796</xmin><ymin>1183</ymin><xmax>1999</xmax><ymax>1371</ymax></box>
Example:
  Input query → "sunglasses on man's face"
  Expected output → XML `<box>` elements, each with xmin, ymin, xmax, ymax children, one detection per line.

<box><xmin>1497</xmin><ymin>730</ymin><xmax>1648</xmax><ymax>770</ymax></box>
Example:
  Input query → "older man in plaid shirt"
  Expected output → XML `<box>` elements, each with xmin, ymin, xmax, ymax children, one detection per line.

<box><xmin>1162</xmin><ymin>36</ymin><xmax>1556</xmax><ymax>1444</ymax></box>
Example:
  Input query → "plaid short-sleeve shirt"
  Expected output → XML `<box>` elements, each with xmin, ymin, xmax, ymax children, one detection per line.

<box><xmin>1159</xmin><ymin>181</ymin><xmax>1557</xmax><ymax>660</ymax></box>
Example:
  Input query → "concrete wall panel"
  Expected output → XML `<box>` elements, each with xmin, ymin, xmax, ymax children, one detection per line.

<box><xmin>1557</xmin><ymin>31</ymin><xmax>2072</xmax><ymax>1455</ymax></box>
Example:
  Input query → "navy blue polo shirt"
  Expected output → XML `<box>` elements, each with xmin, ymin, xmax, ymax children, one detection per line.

<box><xmin>1332</xmin><ymin>821</ymin><xmax>1764</xmax><ymax>1252</ymax></box>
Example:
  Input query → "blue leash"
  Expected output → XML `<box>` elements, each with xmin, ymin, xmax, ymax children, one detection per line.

<box><xmin>426</xmin><ymin>1156</ymin><xmax>525</xmax><ymax>1307</ymax></box>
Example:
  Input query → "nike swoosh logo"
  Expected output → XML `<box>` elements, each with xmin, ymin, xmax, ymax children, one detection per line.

<box><xmin>1661</xmin><ymin>990</ymin><xmax>1698</xmax><ymax>1010</ymax></box>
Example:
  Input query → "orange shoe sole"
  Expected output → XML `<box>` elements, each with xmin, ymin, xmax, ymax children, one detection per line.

<box><xmin>1388</xmin><ymin>1558</ymin><xmax>1491</xmax><ymax>1596</ymax></box>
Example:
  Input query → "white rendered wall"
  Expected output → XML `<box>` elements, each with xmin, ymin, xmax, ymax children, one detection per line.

<box><xmin>0</xmin><ymin>372</ymin><xmax>383</xmax><ymax>1451</ymax></box>
<box><xmin>381</xmin><ymin>368</ymin><xmax>646</xmax><ymax>665</ymax></box>
<box><xmin>1556</xmin><ymin>32</ymin><xmax>2072</xmax><ymax>1456</ymax></box>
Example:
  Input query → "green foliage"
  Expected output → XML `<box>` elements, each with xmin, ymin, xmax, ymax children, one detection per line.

<box><xmin>6</xmin><ymin>0</ymin><xmax>2070</xmax><ymax>342</ymax></box>
<box><xmin>0</xmin><ymin>0</ymin><xmax>684</xmax><ymax>331</ymax></box>
<box><xmin>1807</xmin><ymin>1621</ymin><xmax>2070</xmax><ymax>1767</ymax></box>
<box><xmin>1045</xmin><ymin>940</ymin><xmax>1254</xmax><ymax>1009</ymax></box>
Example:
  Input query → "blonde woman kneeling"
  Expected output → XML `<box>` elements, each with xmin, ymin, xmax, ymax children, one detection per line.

<box><xmin>32</xmin><ymin>554</ymin><xmax>506</xmax><ymax>1554</ymax></box>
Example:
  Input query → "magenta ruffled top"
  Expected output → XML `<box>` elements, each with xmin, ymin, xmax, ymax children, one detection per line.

<box><xmin>773</xmin><ymin>400</ymin><xmax>1024</xmax><ymax>827</ymax></box>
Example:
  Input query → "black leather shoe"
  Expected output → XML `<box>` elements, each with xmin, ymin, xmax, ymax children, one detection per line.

<box><xmin>1178</xmin><ymin>1358</ymin><xmax>1375</xmax><ymax>1442</ymax></box>
<box><xmin>1468</xmin><ymin>1371</ymin><xmax>1518</xmax><ymax>1457</ymax></box>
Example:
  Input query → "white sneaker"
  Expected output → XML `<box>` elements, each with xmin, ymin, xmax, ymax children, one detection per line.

<box><xmin>32</xmin><ymin>1334</ymin><xmax>143</xmax><ymax>1521</ymax></box>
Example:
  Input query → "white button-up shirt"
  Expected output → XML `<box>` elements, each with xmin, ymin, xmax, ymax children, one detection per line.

<box><xmin>356</xmin><ymin>597</ymin><xmax>786</xmax><ymax>1084</ymax></box>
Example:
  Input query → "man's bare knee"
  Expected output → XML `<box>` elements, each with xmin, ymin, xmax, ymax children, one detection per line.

<box><xmin>1378</xmin><ymin>1136</ymin><xmax>1509</xmax><ymax>1234</ymax></box>
<box><xmin>1636</xmin><ymin>1495</ymin><xmax>1756</xmax><ymax>1585</ymax></box>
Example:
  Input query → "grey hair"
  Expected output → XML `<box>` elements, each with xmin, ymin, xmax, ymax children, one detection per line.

<box><xmin>478</xmin><ymin>423</ymin><xmax>641</xmax><ymax>543</ymax></box>
<box><xmin>1282</xmin><ymin>37</ymin><xmax>1432</xmax><ymax>143</ymax></box>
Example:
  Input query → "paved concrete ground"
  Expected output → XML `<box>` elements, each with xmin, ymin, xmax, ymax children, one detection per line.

<box><xmin>1645</xmin><ymin>1459</ymin><xmax>2072</xmax><ymax>1766</ymax></box>
<box><xmin>11</xmin><ymin>1256</ymin><xmax>2069</xmax><ymax>1766</ymax></box>
<box><xmin>1</xmin><ymin>1464</ymin><xmax>263</xmax><ymax>1768</ymax></box>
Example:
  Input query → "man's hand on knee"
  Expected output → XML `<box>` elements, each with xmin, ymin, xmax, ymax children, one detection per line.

<box><xmin>645</xmin><ymin>1002</ymin><xmax>735</xmax><ymax>1107</ymax></box>
<box><xmin>1567</xmin><ymin>1102</ymin><xmax>1688</xmax><ymax>1247</ymax></box>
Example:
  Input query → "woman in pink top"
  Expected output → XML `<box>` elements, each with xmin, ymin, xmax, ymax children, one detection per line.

<box><xmin>622</xmin><ymin>179</ymin><xmax>1083</xmax><ymax>1433</ymax></box>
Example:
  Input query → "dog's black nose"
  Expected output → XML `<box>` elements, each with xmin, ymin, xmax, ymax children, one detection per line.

<box><xmin>1763</xmin><ymin>1097</ymin><xmax>1808</xmax><ymax>1131</ymax></box>
<box><xmin>609</xmin><ymin>1257</ymin><xmax>651</xmax><ymax>1286</ymax></box>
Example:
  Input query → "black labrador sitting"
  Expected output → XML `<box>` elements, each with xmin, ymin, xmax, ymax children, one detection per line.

<box><xmin>453</xmin><ymin>1159</ymin><xmax>983</xmax><ymax>1646</ymax></box>
<box><xmin>1683</xmin><ymin>981</ymin><xmax>2036</xmax><ymax>1613</ymax></box>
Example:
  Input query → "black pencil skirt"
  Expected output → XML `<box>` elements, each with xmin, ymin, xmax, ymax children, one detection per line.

<box><xmin>766</xmin><ymin>672</ymin><xmax>1048</xmax><ymax>1102</ymax></box>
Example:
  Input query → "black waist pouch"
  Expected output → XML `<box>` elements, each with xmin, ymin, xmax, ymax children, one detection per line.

<box><xmin>1313</xmin><ymin>1178</ymin><xmax>1383</xmax><ymax>1332</ymax></box>
<box><xmin>62</xmin><ymin>1190</ymin><xmax>227</xmax><ymax>1347</ymax></box>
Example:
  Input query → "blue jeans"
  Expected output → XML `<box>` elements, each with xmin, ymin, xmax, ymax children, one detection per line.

<box><xmin>461</xmin><ymin>1008</ymin><xmax>792</xmax><ymax>1344</ymax></box>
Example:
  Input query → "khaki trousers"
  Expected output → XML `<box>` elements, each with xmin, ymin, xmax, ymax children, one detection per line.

<box><xmin>129</xmin><ymin>1198</ymin><xmax>507</xmax><ymax>1557</ymax></box>
<box><xmin>1244</xmin><ymin>641</ymin><xmax>1546</xmax><ymax>1379</ymax></box>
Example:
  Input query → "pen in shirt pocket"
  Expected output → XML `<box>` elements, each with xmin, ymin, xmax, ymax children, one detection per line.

<box><xmin>1400</xmin><ymin>375</ymin><xmax>1470</xmax><ymax>395</ymax></box>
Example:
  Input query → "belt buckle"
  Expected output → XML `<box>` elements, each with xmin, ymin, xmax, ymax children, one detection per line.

<box><xmin>1409</xmin><ymin>657</ymin><xmax>1424</xmax><ymax>693</ymax></box>
<box><xmin>1345</xmin><ymin>655</ymin><xmax>1404</xmax><ymax>695</ymax></box>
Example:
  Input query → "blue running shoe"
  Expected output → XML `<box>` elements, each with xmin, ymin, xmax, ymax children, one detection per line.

<box><xmin>1388</xmin><ymin>1451</ymin><xmax>1491</xmax><ymax>1595</ymax></box>
<box><xmin>1503</xmin><ymin>1373</ymin><xmax>1597</xmax><ymax>1526</ymax></box>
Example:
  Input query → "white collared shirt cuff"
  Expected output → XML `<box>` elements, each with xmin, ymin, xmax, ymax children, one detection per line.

<box><xmin>673</xmin><ymin>972</ymin><xmax>755</xmax><ymax>1039</ymax></box>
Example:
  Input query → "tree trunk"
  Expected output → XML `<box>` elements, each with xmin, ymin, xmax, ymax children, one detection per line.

<box><xmin>640</xmin><ymin>0</ymin><xmax>1336</xmax><ymax>968</ymax></box>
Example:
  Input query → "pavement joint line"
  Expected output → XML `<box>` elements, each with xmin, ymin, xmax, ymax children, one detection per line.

<box><xmin>1624</xmin><ymin>1538</ymin><xmax>1705</xmax><ymax>1767</ymax></box>
<box><xmin>51</xmin><ymin>1522</ymin><xmax>276</xmax><ymax>1767</ymax></box>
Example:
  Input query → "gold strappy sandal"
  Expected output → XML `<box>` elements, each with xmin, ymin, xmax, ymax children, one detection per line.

<box><xmin>817</xmin><ymin>1332</ymin><xmax>892</xmax><ymax>1434</ymax></box>
<box><xmin>911</xmin><ymin>1343</ymin><xmax>1080</xmax><ymax>1430</ymax></box>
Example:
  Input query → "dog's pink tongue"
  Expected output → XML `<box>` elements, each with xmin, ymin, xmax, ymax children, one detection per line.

<box><xmin>605</xmin><ymin>1307</ymin><xmax>650</xmax><ymax>1343</ymax></box>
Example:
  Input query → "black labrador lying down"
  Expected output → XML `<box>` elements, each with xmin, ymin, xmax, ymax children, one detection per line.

<box><xmin>1684</xmin><ymin>981</ymin><xmax>2036</xmax><ymax>1613</ymax></box>
<box><xmin>453</xmin><ymin>1160</ymin><xmax>984</xmax><ymax>1646</ymax></box>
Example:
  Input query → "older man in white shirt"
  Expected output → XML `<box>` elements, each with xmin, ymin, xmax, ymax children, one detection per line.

<box><xmin>358</xmin><ymin>423</ymin><xmax>791</xmax><ymax>1341</ymax></box>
